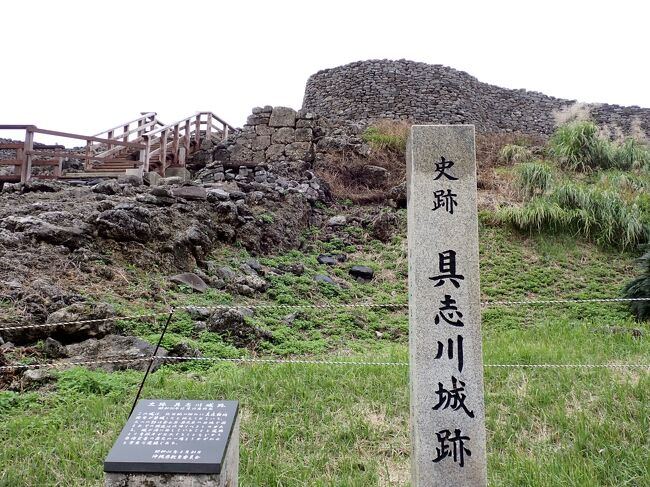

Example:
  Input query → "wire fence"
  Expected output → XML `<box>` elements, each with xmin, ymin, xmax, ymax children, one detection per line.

<box><xmin>2</xmin><ymin>355</ymin><xmax>650</xmax><ymax>372</ymax></box>
<box><xmin>3</xmin><ymin>295</ymin><xmax>650</xmax><ymax>333</ymax></box>
<box><xmin>1</xmin><ymin>296</ymin><xmax>649</xmax><ymax>374</ymax></box>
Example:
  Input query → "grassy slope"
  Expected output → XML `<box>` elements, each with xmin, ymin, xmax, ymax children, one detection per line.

<box><xmin>1</xmin><ymin>220</ymin><xmax>649</xmax><ymax>486</ymax></box>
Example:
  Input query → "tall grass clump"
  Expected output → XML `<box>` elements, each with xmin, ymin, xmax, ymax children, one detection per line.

<box><xmin>623</xmin><ymin>251</ymin><xmax>650</xmax><ymax>320</ymax></box>
<box><xmin>598</xmin><ymin>171</ymin><xmax>650</xmax><ymax>194</ymax></box>
<box><xmin>500</xmin><ymin>182</ymin><xmax>649</xmax><ymax>249</ymax></box>
<box><xmin>362</xmin><ymin>120</ymin><xmax>410</xmax><ymax>154</ymax></box>
<box><xmin>555</xmin><ymin>184</ymin><xmax>645</xmax><ymax>246</ymax></box>
<box><xmin>514</xmin><ymin>161</ymin><xmax>553</xmax><ymax>199</ymax></box>
<box><xmin>549</xmin><ymin>121</ymin><xmax>614</xmax><ymax>172</ymax></box>
<box><xmin>613</xmin><ymin>138</ymin><xmax>650</xmax><ymax>169</ymax></box>
<box><xmin>500</xmin><ymin>144</ymin><xmax>533</xmax><ymax>164</ymax></box>
<box><xmin>499</xmin><ymin>198</ymin><xmax>570</xmax><ymax>231</ymax></box>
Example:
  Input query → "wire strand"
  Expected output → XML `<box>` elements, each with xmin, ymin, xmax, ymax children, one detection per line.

<box><xmin>1</xmin><ymin>296</ymin><xmax>648</xmax><ymax>333</ymax></box>
<box><xmin>0</xmin><ymin>311</ymin><xmax>170</xmax><ymax>332</ymax></box>
<box><xmin>3</xmin><ymin>355</ymin><xmax>650</xmax><ymax>371</ymax></box>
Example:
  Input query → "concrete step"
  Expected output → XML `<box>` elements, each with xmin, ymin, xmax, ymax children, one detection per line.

<box><xmin>59</xmin><ymin>172</ymin><xmax>128</xmax><ymax>179</ymax></box>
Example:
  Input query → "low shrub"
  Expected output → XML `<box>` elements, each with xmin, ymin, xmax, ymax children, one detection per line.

<box><xmin>623</xmin><ymin>252</ymin><xmax>650</xmax><ymax>321</ymax></box>
<box><xmin>476</xmin><ymin>132</ymin><xmax>546</xmax><ymax>169</ymax></box>
<box><xmin>316</xmin><ymin>120</ymin><xmax>409</xmax><ymax>204</ymax></box>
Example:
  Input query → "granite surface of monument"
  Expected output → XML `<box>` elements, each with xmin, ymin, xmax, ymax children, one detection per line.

<box><xmin>407</xmin><ymin>125</ymin><xmax>487</xmax><ymax>486</ymax></box>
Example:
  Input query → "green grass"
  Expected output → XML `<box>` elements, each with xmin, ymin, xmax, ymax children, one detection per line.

<box><xmin>1</xmin><ymin>225</ymin><xmax>649</xmax><ymax>486</ymax></box>
<box><xmin>362</xmin><ymin>121</ymin><xmax>409</xmax><ymax>154</ymax></box>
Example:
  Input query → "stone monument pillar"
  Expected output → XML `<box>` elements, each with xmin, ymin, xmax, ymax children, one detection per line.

<box><xmin>407</xmin><ymin>125</ymin><xmax>487</xmax><ymax>486</ymax></box>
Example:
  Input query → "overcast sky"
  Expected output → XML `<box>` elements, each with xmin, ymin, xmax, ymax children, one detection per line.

<box><xmin>2</xmin><ymin>0</ymin><xmax>648</xmax><ymax>145</ymax></box>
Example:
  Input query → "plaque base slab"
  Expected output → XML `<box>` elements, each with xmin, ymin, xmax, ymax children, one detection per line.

<box><xmin>105</xmin><ymin>415</ymin><xmax>239</xmax><ymax>487</ymax></box>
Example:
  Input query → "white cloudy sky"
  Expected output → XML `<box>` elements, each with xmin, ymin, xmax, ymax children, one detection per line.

<box><xmin>2</xmin><ymin>0</ymin><xmax>648</xmax><ymax>144</ymax></box>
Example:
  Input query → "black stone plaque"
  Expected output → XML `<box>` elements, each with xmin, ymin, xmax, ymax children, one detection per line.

<box><xmin>104</xmin><ymin>399</ymin><xmax>239</xmax><ymax>474</ymax></box>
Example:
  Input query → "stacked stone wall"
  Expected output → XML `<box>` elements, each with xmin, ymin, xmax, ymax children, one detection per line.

<box><xmin>302</xmin><ymin>59</ymin><xmax>650</xmax><ymax>137</ymax></box>
<box><xmin>225</xmin><ymin>107</ymin><xmax>316</xmax><ymax>163</ymax></box>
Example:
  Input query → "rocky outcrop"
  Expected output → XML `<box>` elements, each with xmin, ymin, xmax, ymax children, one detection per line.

<box><xmin>206</xmin><ymin>308</ymin><xmax>272</xmax><ymax>348</ymax></box>
<box><xmin>0</xmin><ymin>168</ymin><xmax>330</xmax><ymax>337</ymax></box>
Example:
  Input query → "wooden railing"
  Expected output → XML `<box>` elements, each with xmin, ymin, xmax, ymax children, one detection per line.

<box><xmin>84</xmin><ymin>112</ymin><xmax>159</xmax><ymax>169</ymax></box>
<box><xmin>140</xmin><ymin>112</ymin><xmax>235</xmax><ymax>173</ymax></box>
<box><xmin>0</xmin><ymin>125</ymin><xmax>147</xmax><ymax>183</ymax></box>
<box><xmin>0</xmin><ymin>111</ymin><xmax>235</xmax><ymax>182</ymax></box>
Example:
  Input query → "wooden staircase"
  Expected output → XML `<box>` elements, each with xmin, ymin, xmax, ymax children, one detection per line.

<box><xmin>0</xmin><ymin>112</ymin><xmax>235</xmax><ymax>183</ymax></box>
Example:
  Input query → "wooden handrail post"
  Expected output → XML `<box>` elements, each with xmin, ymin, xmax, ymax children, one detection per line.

<box><xmin>137</xmin><ymin>119</ymin><xmax>144</xmax><ymax>138</ymax></box>
<box><xmin>143</xmin><ymin>136</ymin><xmax>151</xmax><ymax>172</ymax></box>
<box><xmin>85</xmin><ymin>140</ymin><xmax>92</xmax><ymax>170</ymax></box>
<box><xmin>14</xmin><ymin>145</ymin><xmax>24</xmax><ymax>176</ymax></box>
<box><xmin>184</xmin><ymin>119</ymin><xmax>191</xmax><ymax>155</ymax></box>
<box><xmin>194</xmin><ymin>114</ymin><xmax>201</xmax><ymax>147</ymax></box>
<box><xmin>160</xmin><ymin>129</ymin><xmax>169</xmax><ymax>174</ymax></box>
<box><xmin>21</xmin><ymin>128</ymin><xmax>34</xmax><ymax>183</ymax></box>
<box><xmin>108</xmin><ymin>130</ymin><xmax>114</xmax><ymax>150</ymax></box>
<box><xmin>172</xmin><ymin>125</ymin><xmax>180</xmax><ymax>165</ymax></box>
<box><xmin>223</xmin><ymin>122</ymin><xmax>229</xmax><ymax>141</ymax></box>
<box><xmin>123</xmin><ymin>124</ymin><xmax>129</xmax><ymax>143</ymax></box>
<box><xmin>206</xmin><ymin>113</ymin><xmax>212</xmax><ymax>140</ymax></box>
<box><xmin>55</xmin><ymin>157</ymin><xmax>63</xmax><ymax>178</ymax></box>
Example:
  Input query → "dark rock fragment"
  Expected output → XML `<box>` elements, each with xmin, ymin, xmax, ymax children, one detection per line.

<box><xmin>317</xmin><ymin>254</ymin><xmax>338</xmax><ymax>266</ymax></box>
<box><xmin>169</xmin><ymin>273</ymin><xmax>209</xmax><ymax>293</ymax></box>
<box><xmin>349</xmin><ymin>265</ymin><xmax>374</xmax><ymax>283</ymax></box>
<box><xmin>314</xmin><ymin>274</ymin><xmax>337</xmax><ymax>286</ymax></box>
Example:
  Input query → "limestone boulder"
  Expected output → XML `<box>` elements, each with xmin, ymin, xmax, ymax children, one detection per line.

<box><xmin>265</xmin><ymin>144</ymin><xmax>285</xmax><ymax>161</ymax></box>
<box><xmin>172</xmin><ymin>186</ymin><xmax>207</xmax><ymax>201</ymax></box>
<box><xmin>92</xmin><ymin>180</ymin><xmax>122</xmax><ymax>195</ymax></box>
<box><xmin>285</xmin><ymin>142</ymin><xmax>311</xmax><ymax>161</ymax></box>
<box><xmin>95</xmin><ymin>206</ymin><xmax>155</xmax><ymax>242</ymax></box>
<box><xmin>271</xmin><ymin>128</ymin><xmax>295</xmax><ymax>145</ymax></box>
<box><xmin>46</xmin><ymin>302</ymin><xmax>116</xmax><ymax>343</ymax></box>
<box><xmin>206</xmin><ymin>309</ymin><xmax>271</xmax><ymax>348</ymax></box>
<box><xmin>349</xmin><ymin>265</ymin><xmax>374</xmax><ymax>283</ymax></box>
<box><xmin>64</xmin><ymin>334</ymin><xmax>167</xmax><ymax>372</ymax></box>
<box><xmin>268</xmin><ymin>107</ymin><xmax>297</xmax><ymax>128</ymax></box>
